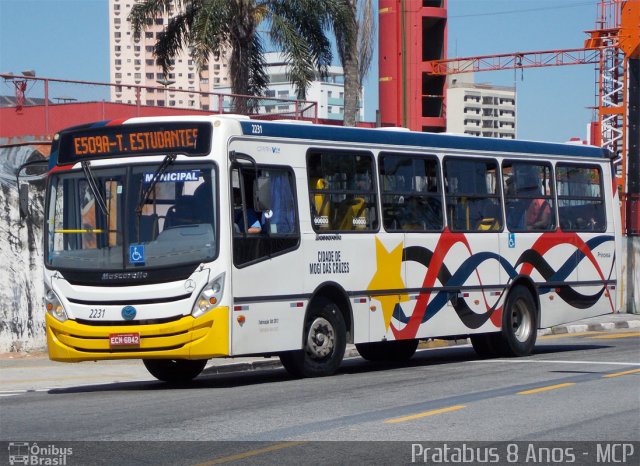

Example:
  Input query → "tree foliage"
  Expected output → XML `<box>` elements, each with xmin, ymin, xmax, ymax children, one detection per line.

<box><xmin>129</xmin><ymin>0</ymin><xmax>353</xmax><ymax>112</ymax></box>
<box><xmin>332</xmin><ymin>0</ymin><xmax>375</xmax><ymax>126</ymax></box>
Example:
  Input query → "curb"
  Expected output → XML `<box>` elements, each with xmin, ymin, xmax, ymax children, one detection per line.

<box><xmin>539</xmin><ymin>319</ymin><xmax>640</xmax><ymax>336</ymax></box>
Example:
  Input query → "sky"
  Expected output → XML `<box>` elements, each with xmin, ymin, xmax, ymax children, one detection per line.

<box><xmin>0</xmin><ymin>0</ymin><xmax>600</xmax><ymax>142</ymax></box>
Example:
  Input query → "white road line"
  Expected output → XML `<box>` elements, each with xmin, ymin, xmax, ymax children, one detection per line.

<box><xmin>472</xmin><ymin>359</ymin><xmax>640</xmax><ymax>366</ymax></box>
<box><xmin>0</xmin><ymin>388</ymin><xmax>49</xmax><ymax>396</ymax></box>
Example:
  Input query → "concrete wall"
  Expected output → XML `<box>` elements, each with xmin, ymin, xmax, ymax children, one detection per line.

<box><xmin>0</xmin><ymin>146</ymin><xmax>46</xmax><ymax>352</ymax></box>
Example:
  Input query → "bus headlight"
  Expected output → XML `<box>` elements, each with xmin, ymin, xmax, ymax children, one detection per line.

<box><xmin>45</xmin><ymin>287</ymin><xmax>67</xmax><ymax>322</ymax></box>
<box><xmin>192</xmin><ymin>272</ymin><xmax>225</xmax><ymax>318</ymax></box>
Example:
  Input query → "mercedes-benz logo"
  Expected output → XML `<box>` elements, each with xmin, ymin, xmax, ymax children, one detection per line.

<box><xmin>184</xmin><ymin>279</ymin><xmax>196</xmax><ymax>293</ymax></box>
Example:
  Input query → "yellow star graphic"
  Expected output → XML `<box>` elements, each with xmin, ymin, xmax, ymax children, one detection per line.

<box><xmin>367</xmin><ymin>238</ymin><xmax>408</xmax><ymax>331</ymax></box>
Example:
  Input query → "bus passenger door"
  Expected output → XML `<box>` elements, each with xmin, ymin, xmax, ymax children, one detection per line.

<box><xmin>229</xmin><ymin>165</ymin><xmax>304</xmax><ymax>355</ymax></box>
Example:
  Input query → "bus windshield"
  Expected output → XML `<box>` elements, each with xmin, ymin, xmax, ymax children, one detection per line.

<box><xmin>46</xmin><ymin>162</ymin><xmax>216</xmax><ymax>271</ymax></box>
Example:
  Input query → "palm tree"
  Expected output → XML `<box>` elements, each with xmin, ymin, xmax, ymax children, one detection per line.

<box><xmin>128</xmin><ymin>0</ymin><xmax>352</xmax><ymax>113</ymax></box>
<box><xmin>333</xmin><ymin>0</ymin><xmax>375</xmax><ymax>127</ymax></box>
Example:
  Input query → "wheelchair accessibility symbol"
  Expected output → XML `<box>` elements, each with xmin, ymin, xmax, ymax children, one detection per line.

<box><xmin>129</xmin><ymin>244</ymin><xmax>145</xmax><ymax>264</ymax></box>
<box><xmin>508</xmin><ymin>233</ymin><xmax>516</xmax><ymax>249</ymax></box>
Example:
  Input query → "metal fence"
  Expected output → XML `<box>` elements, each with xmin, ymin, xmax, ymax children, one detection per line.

<box><xmin>1</xmin><ymin>74</ymin><xmax>318</xmax><ymax>140</ymax></box>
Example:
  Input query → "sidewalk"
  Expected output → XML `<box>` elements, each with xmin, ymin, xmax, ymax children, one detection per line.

<box><xmin>1</xmin><ymin>313</ymin><xmax>638</xmax><ymax>393</ymax></box>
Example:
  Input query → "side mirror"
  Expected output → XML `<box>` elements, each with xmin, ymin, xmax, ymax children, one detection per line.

<box><xmin>253</xmin><ymin>176</ymin><xmax>271</xmax><ymax>212</ymax></box>
<box><xmin>16</xmin><ymin>159</ymin><xmax>49</xmax><ymax>219</ymax></box>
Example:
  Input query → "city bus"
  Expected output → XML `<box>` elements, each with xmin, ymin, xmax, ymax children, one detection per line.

<box><xmin>35</xmin><ymin>115</ymin><xmax>621</xmax><ymax>382</ymax></box>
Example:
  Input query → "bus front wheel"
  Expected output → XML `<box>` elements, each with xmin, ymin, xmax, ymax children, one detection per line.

<box><xmin>143</xmin><ymin>358</ymin><xmax>207</xmax><ymax>383</ymax></box>
<box><xmin>279</xmin><ymin>297</ymin><xmax>346</xmax><ymax>377</ymax></box>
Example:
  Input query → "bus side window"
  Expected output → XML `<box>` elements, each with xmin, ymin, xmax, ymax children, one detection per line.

<box><xmin>232</xmin><ymin>166</ymin><xmax>299</xmax><ymax>267</ymax></box>
<box><xmin>307</xmin><ymin>150</ymin><xmax>378</xmax><ymax>233</ymax></box>
<box><xmin>556</xmin><ymin>164</ymin><xmax>605</xmax><ymax>232</ymax></box>
<box><xmin>444</xmin><ymin>158</ymin><xmax>502</xmax><ymax>232</ymax></box>
<box><xmin>503</xmin><ymin>161</ymin><xmax>555</xmax><ymax>232</ymax></box>
<box><xmin>379</xmin><ymin>153</ymin><xmax>443</xmax><ymax>232</ymax></box>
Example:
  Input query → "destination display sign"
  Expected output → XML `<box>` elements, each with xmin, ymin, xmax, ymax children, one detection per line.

<box><xmin>57</xmin><ymin>122</ymin><xmax>212</xmax><ymax>164</ymax></box>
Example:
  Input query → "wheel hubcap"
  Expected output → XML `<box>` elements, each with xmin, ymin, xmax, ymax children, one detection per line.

<box><xmin>512</xmin><ymin>299</ymin><xmax>532</xmax><ymax>343</ymax></box>
<box><xmin>306</xmin><ymin>317</ymin><xmax>335</xmax><ymax>359</ymax></box>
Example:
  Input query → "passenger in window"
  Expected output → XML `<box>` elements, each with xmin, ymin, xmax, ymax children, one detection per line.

<box><xmin>575</xmin><ymin>216</ymin><xmax>597</xmax><ymax>230</ymax></box>
<box><xmin>574</xmin><ymin>207</ymin><xmax>599</xmax><ymax>230</ymax></box>
<box><xmin>233</xmin><ymin>187</ymin><xmax>262</xmax><ymax>234</ymax></box>
<box><xmin>400</xmin><ymin>196</ymin><xmax>425</xmax><ymax>230</ymax></box>
<box><xmin>525</xmin><ymin>198</ymin><xmax>552</xmax><ymax>230</ymax></box>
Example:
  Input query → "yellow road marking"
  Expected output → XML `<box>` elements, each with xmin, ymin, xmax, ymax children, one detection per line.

<box><xmin>603</xmin><ymin>368</ymin><xmax>640</xmax><ymax>378</ymax></box>
<box><xmin>589</xmin><ymin>332</ymin><xmax>640</xmax><ymax>340</ymax></box>
<box><xmin>194</xmin><ymin>442</ymin><xmax>305</xmax><ymax>466</ymax></box>
<box><xmin>539</xmin><ymin>331</ymin><xmax>607</xmax><ymax>340</ymax></box>
<box><xmin>517</xmin><ymin>383</ymin><xmax>575</xmax><ymax>395</ymax></box>
<box><xmin>384</xmin><ymin>405</ymin><xmax>466</xmax><ymax>424</ymax></box>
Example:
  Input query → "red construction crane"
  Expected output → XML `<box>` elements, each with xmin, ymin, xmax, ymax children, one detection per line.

<box><xmin>427</xmin><ymin>0</ymin><xmax>640</xmax><ymax>233</ymax></box>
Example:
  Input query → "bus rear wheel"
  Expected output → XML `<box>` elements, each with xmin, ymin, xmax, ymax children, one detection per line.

<box><xmin>495</xmin><ymin>286</ymin><xmax>537</xmax><ymax>357</ymax></box>
<box><xmin>279</xmin><ymin>297</ymin><xmax>346</xmax><ymax>377</ymax></box>
<box><xmin>356</xmin><ymin>339</ymin><xmax>418</xmax><ymax>362</ymax></box>
<box><xmin>143</xmin><ymin>359</ymin><xmax>207</xmax><ymax>383</ymax></box>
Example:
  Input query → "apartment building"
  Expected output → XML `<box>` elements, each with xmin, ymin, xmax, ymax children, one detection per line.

<box><xmin>216</xmin><ymin>53</ymin><xmax>363</xmax><ymax>120</ymax></box>
<box><xmin>108</xmin><ymin>0</ymin><xmax>229</xmax><ymax>110</ymax></box>
<box><xmin>446</xmin><ymin>72</ymin><xmax>517</xmax><ymax>139</ymax></box>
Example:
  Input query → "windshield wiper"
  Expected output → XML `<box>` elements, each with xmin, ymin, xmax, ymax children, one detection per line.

<box><xmin>81</xmin><ymin>161</ymin><xmax>108</xmax><ymax>217</ymax></box>
<box><xmin>136</xmin><ymin>154</ymin><xmax>177</xmax><ymax>215</ymax></box>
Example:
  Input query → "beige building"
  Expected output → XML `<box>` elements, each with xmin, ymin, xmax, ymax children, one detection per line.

<box><xmin>217</xmin><ymin>53</ymin><xmax>363</xmax><ymax>120</ymax></box>
<box><xmin>109</xmin><ymin>0</ymin><xmax>229</xmax><ymax>110</ymax></box>
<box><xmin>446</xmin><ymin>72</ymin><xmax>516</xmax><ymax>139</ymax></box>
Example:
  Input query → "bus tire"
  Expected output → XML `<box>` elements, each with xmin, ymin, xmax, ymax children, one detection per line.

<box><xmin>470</xmin><ymin>333</ymin><xmax>499</xmax><ymax>358</ymax></box>
<box><xmin>495</xmin><ymin>286</ymin><xmax>537</xmax><ymax>357</ymax></box>
<box><xmin>356</xmin><ymin>339</ymin><xmax>418</xmax><ymax>362</ymax></box>
<box><xmin>143</xmin><ymin>358</ymin><xmax>207</xmax><ymax>383</ymax></box>
<box><xmin>279</xmin><ymin>297</ymin><xmax>346</xmax><ymax>377</ymax></box>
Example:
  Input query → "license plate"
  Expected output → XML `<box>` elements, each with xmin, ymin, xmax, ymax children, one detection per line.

<box><xmin>109</xmin><ymin>333</ymin><xmax>140</xmax><ymax>347</ymax></box>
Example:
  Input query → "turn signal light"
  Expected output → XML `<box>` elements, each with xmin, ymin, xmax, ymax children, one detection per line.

<box><xmin>191</xmin><ymin>273</ymin><xmax>225</xmax><ymax>318</ymax></box>
<box><xmin>45</xmin><ymin>287</ymin><xmax>67</xmax><ymax>322</ymax></box>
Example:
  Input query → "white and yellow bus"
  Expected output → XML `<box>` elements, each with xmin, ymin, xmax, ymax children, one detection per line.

<box><xmin>39</xmin><ymin>115</ymin><xmax>621</xmax><ymax>382</ymax></box>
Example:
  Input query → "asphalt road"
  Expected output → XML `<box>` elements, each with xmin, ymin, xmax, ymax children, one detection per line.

<box><xmin>1</xmin><ymin>329</ymin><xmax>638</xmax><ymax>465</ymax></box>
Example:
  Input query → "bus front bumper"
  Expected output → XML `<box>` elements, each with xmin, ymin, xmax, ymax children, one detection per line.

<box><xmin>45</xmin><ymin>307</ymin><xmax>229</xmax><ymax>362</ymax></box>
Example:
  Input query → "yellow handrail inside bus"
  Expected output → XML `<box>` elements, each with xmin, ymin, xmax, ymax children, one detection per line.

<box><xmin>54</xmin><ymin>229</ymin><xmax>104</xmax><ymax>234</ymax></box>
